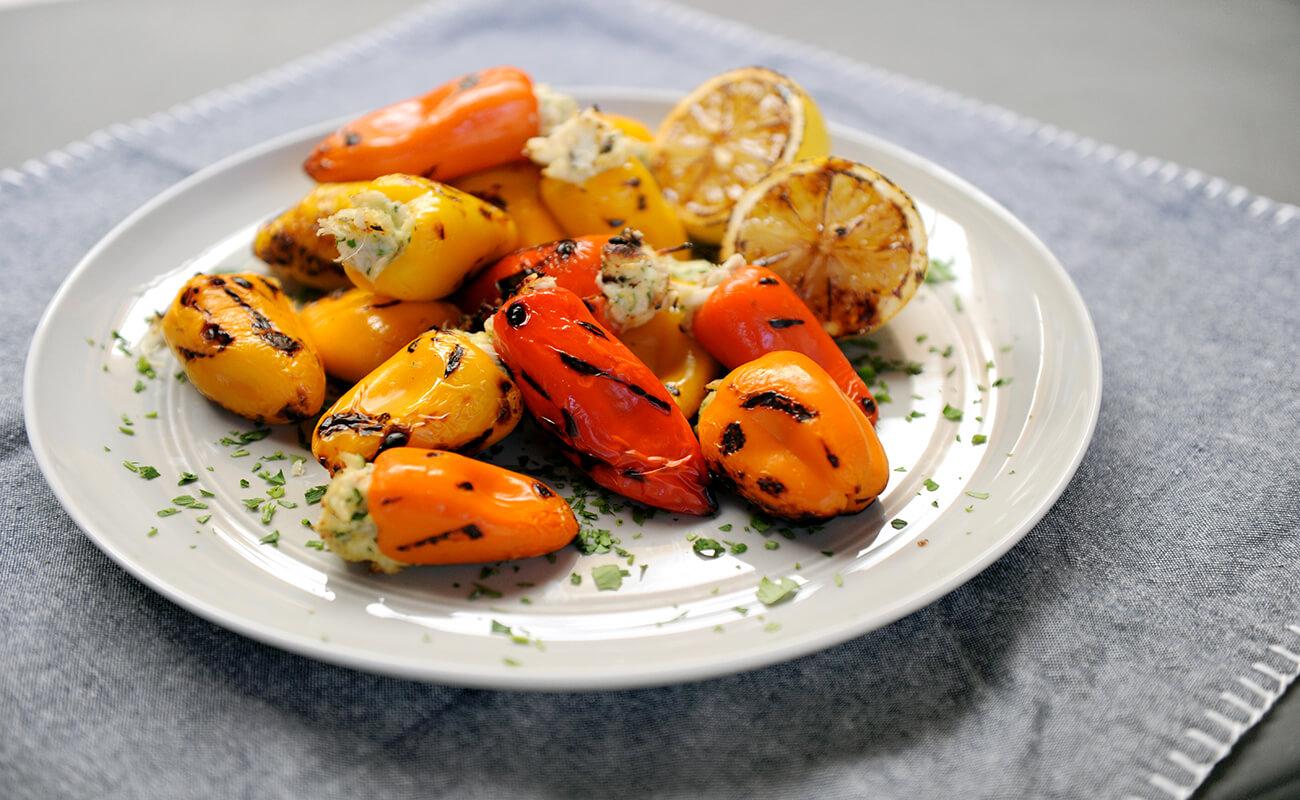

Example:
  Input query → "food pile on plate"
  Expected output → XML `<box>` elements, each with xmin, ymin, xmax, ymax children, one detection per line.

<box><xmin>159</xmin><ymin>66</ymin><xmax>928</xmax><ymax>572</ymax></box>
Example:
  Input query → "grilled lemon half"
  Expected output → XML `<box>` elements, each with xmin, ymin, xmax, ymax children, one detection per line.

<box><xmin>721</xmin><ymin>157</ymin><xmax>928</xmax><ymax>337</ymax></box>
<box><xmin>651</xmin><ymin>67</ymin><xmax>830</xmax><ymax>245</ymax></box>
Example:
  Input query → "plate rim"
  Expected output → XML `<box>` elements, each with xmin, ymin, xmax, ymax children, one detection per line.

<box><xmin>24</xmin><ymin>86</ymin><xmax>1102</xmax><ymax>690</ymax></box>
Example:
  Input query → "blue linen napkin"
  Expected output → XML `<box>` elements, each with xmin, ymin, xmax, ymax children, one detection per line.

<box><xmin>2</xmin><ymin>1</ymin><xmax>1297</xmax><ymax>798</ymax></box>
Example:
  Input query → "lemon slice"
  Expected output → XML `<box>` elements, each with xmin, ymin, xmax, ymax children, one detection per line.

<box><xmin>651</xmin><ymin>67</ymin><xmax>830</xmax><ymax>245</ymax></box>
<box><xmin>721</xmin><ymin>157</ymin><xmax>928</xmax><ymax>337</ymax></box>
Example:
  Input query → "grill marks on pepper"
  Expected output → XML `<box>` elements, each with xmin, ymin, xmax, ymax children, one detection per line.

<box><xmin>823</xmin><ymin>443</ymin><xmax>840</xmax><ymax>468</ymax></box>
<box><xmin>318</xmin><ymin>411</ymin><xmax>387</xmax><ymax>437</ymax></box>
<box><xmin>443</xmin><ymin>344</ymin><xmax>466</xmax><ymax>378</ymax></box>
<box><xmin>576</xmin><ymin>320</ymin><xmax>608</xmax><ymax>339</ymax></box>
<box><xmin>395</xmin><ymin>523</ymin><xmax>485</xmax><ymax>551</ymax></box>
<box><xmin>560</xmin><ymin>409</ymin><xmax>579</xmax><ymax>438</ymax></box>
<box><xmin>756</xmin><ymin>476</ymin><xmax>787</xmax><ymax>496</ymax></box>
<box><xmin>720</xmin><ymin>422</ymin><xmax>746</xmax><ymax>455</ymax></box>
<box><xmin>217</xmin><ymin>283</ymin><xmax>302</xmax><ymax>354</ymax></box>
<box><xmin>741</xmin><ymin>391</ymin><xmax>817</xmax><ymax>421</ymax></box>
<box><xmin>768</xmin><ymin>317</ymin><xmax>805</xmax><ymax>329</ymax></box>
<box><xmin>556</xmin><ymin>352</ymin><xmax>672</xmax><ymax>413</ymax></box>
<box><xmin>520</xmin><ymin>371</ymin><xmax>551</xmax><ymax>401</ymax></box>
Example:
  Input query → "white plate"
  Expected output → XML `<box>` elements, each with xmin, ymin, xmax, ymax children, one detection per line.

<box><xmin>25</xmin><ymin>89</ymin><xmax>1100</xmax><ymax>690</ymax></box>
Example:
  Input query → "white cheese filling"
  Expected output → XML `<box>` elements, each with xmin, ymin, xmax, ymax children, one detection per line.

<box><xmin>599</xmin><ymin>235</ymin><xmax>670</xmax><ymax>331</ymax></box>
<box><xmin>534</xmin><ymin>84</ymin><xmax>579</xmax><ymax>135</ymax></box>
<box><xmin>667</xmin><ymin>254</ymin><xmax>745</xmax><ymax>327</ymax></box>
<box><xmin>525</xmin><ymin>109</ymin><xmax>646</xmax><ymax>185</ymax></box>
<box><xmin>315</xmin><ymin>453</ymin><xmax>406</xmax><ymax>574</ymax></box>
<box><xmin>318</xmin><ymin>190</ymin><xmax>417</xmax><ymax>280</ymax></box>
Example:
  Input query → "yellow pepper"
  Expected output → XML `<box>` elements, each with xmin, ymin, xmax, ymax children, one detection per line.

<box><xmin>311</xmin><ymin>329</ymin><xmax>521</xmax><ymax>473</ymax></box>
<box><xmin>526</xmin><ymin>110</ymin><xmax>687</xmax><ymax>254</ymax></box>
<box><xmin>539</xmin><ymin>159</ymin><xmax>687</xmax><ymax>253</ymax></box>
<box><xmin>317</xmin><ymin>174</ymin><xmax>518</xmax><ymax>301</ymax></box>
<box><xmin>452</xmin><ymin>162</ymin><xmax>566</xmax><ymax>248</ymax></box>
<box><xmin>594</xmin><ymin>112</ymin><xmax>654</xmax><ymax>143</ymax></box>
<box><xmin>297</xmin><ymin>288</ymin><xmax>464</xmax><ymax>384</ymax></box>
<box><xmin>161</xmin><ymin>273</ymin><xmax>326</xmax><ymax>424</ymax></box>
<box><xmin>253</xmin><ymin>182</ymin><xmax>366</xmax><ymax>290</ymax></box>
<box><xmin>617</xmin><ymin>305</ymin><xmax>718</xmax><ymax>417</ymax></box>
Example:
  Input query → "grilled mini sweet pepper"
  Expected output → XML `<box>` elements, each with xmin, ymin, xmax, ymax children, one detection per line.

<box><xmin>161</xmin><ymin>273</ymin><xmax>326</xmax><ymax>424</ymax></box>
<box><xmin>253</xmin><ymin>182</ymin><xmax>365</xmax><ymax>290</ymax></box>
<box><xmin>618</xmin><ymin>305</ymin><xmax>719</xmax><ymax>418</ymax></box>
<box><xmin>312</xmin><ymin>329</ymin><xmax>520</xmax><ymax>473</ymax></box>
<box><xmin>297</xmin><ymin>288</ymin><xmax>463</xmax><ymax>383</ymax></box>
<box><xmin>452</xmin><ymin>162</ymin><xmax>566</xmax><ymax>248</ymax></box>
<box><xmin>455</xmin><ymin>234</ymin><xmax>612</xmax><ymax>319</ymax></box>
<box><xmin>316</xmin><ymin>174</ymin><xmax>517</xmax><ymax>301</ymax></box>
<box><xmin>317</xmin><ymin>449</ymin><xmax>578</xmax><ymax>572</ymax></box>
<box><xmin>691</xmin><ymin>263</ymin><xmax>879</xmax><ymax>425</ymax></box>
<box><xmin>526</xmin><ymin>110</ymin><xmax>687</xmax><ymax>252</ymax></box>
<box><xmin>491</xmin><ymin>283</ymin><xmax>715</xmax><ymax>515</ymax></box>
<box><xmin>697</xmin><ymin>351</ymin><xmax>889</xmax><ymax>522</ymax></box>
<box><xmin>304</xmin><ymin>66</ymin><xmax>542</xmax><ymax>183</ymax></box>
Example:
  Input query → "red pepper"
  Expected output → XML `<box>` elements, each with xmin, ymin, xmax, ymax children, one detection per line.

<box><xmin>692</xmin><ymin>264</ymin><xmax>879</xmax><ymax>425</ymax></box>
<box><xmin>455</xmin><ymin>234</ymin><xmax>612</xmax><ymax>320</ymax></box>
<box><xmin>303</xmin><ymin>66</ymin><xmax>539</xmax><ymax>183</ymax></box>
<box><xmin>492</xmin><ymin>285</ymin><xmax>715</xmax><ymax>515</ymax></box>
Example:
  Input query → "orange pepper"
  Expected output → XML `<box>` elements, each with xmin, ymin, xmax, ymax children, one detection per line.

<box><xmin>303</xmin><ymin>66</ymin><xmax>539</xmax><ymax>183</ymax></box>
<box><xmin>692</xmin><ymin>264</ymin><xmax>879</xmax><ymax>425</ymax></box>
<box><xmin>697</xmin><ymin>351</ymin><xmax>889</xmax><ymax>522</ymax></box>
<box><xmin>491</xmin><ymin>284</ymin><xmax>715</xmax><ymax>515</ymax></box>
<box><xmin>369</xmin><ymin>448</ymin><xmax>577</xmax><ymax>565</ymax></box>
<box><xmin>454</xmin><ymin>234</ymin><xmax>614</xmax><ymax>323</ymax></box>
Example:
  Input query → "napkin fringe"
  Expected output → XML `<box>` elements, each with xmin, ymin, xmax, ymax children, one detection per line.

<box><xmin>1123</xmin><ymin>623</ymin><xmax>1300</xmax><ymax>800</ymax></box>
<box><xmin>2</xmin><ymin>1</ymin><xmax>1296</xmax><ymax>796</ymax></box>
<box><xmin>1</xmin><ymin>0</ymin><xmax>1298</xmax><ymax>230</ymax></box>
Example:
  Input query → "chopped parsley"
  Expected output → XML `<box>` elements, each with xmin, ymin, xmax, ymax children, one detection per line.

<box><xmin>592</xmin><ymin>564</ymin><xmax>629</xmax><ymax>591</ymax></box>
<box><xmin>890</xmin><ymin>518</ymin><xmax>908</xmax><ymax>529</ymax></box>
<box><xmin>692</xmin><ymin>537</ymin><xmax>725</xmax><ymax>558</ymax></box>
<box><xmin>156</xmin><ymin>508</ymin><xmax>180</xmax><ymax>517</ymax></box>
<box><xmin>992</xmin><ymin>377</ymin><xmax>1012</xmax><ymax>387</ymax></box>
<box><xmin>965</xmin><ymin>490</ymin><xmax>990</xmax><ymax>500</ymax></box>
<box><xmin>942</xmin><ymin>404</ymin><xmax>963</xmax><ymax>421</ymax></box>
<box><xmin>926</xmin><ymin>257</ymin><xmax>957</xmax><ymax>284</ymax></box>
<box><xmin>575</xmin><ymin>526</ymin><xmax>618</xmax><ymax>555</ymax></box>
<box><xmin>122</xmin><ymin>460</ymin><xmax>161</xmax><ymax>480</ymax></box>
<box><xmin>305</xmin><ymin>485</ymin><xmax>327</xmax><ymax>505</ymax></box>
<box><xmin>177</xmin><ymin>471</ymin><xmax>198</xmax><ymax>485</ymax></box>
<box><xmin>569</xmin><ymin>573</ymin><xmax>581</xmax><ymax>586</ymax></box>
<box><xmin>923</xmin><ymin>478</ymin><xmax>940</xmax><ymax>492</ymax></box>
<box><xmin>718</xmin><ymin>523</ymin><xmax>733</xmax><ymax>532</ymax></box>
<box><xmin>749</xmin><ymin>515</ymin><xmax>772</xmax><ymax>533</ymax></box>
<box><xmin>259</xmin><ymin>530</ymin><xmax>280</xmax><ymax>547</ymax></box>
<box><xmin>304</xmin><ymin>540</ymin><xmax>325</xmax><ymax>550</ymax></box>
<box><xmin>756</xmin><ymin>576</ymin><xmax>799</xmax><ymax>606</ymax></box>
<box><xmin>764</xmin><ymin>540</ymin><xmax>779</xmax><ymax>550</ymax></box>
<box><xmin>971</xmin><ymin>434</ymin><xmax>988</xmax><ymax>445</ymax></box>
<box><xmin>468</xmin><ymin>582</ymin><xmax>503</xmax><ymax>600</ymax></box>
<box><xmin>135</xmin><ymin>355</ymin><xmax>156</xmax><ymax>379</ymax></box>
<box><xmin>195</xmin><ymin>514</ymin><xmax>211</xmax><ymax>525</ymax></box>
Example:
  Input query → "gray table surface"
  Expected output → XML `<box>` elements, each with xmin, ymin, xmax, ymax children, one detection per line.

<box><xmin>2</xmin><ymin>1</ymin><xmax>1297</xmax><ymax>797</ymax></box>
